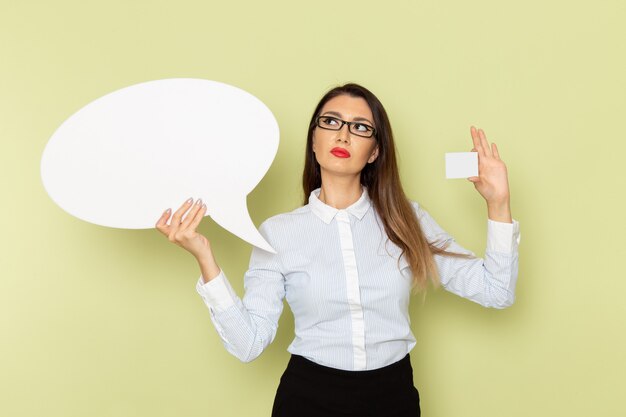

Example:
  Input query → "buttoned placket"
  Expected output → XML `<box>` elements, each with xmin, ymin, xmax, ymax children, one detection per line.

<box><xmin>335</xmin><ymin>209</ymin><xmax>367</xmax><ymax>370</ymax></box>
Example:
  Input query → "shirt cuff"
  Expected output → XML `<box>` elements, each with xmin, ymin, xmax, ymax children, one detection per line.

<box><xmin>486</xmin><ymin>218</ymin><xmax>521</xmax><ymax>254</ymax></box>
<box><xmin>195</xmin><ymin>270</ymin><xmax>237</xmax><ymax>312</ymax></box>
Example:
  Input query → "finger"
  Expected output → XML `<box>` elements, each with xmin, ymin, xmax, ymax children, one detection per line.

<box><xmin>188</xmin><ymin>203</ymin><xmax>208</xmax><ymax>232</ymax></box>
<box><xmin>472</xmin><ymin>126</ymin><xmax>487</xmax><ymax>158</ymax></box>
<box><xmin>491</xmin><ymin>142</ymin><xmax>500</xmax><ymax>159</ymax></box>
<box><xmin>155</xmin><ymin>208</ymin><xmax>172</xmax><ymax>233</ymax></box>
<box><xmin>171</xmin><ymin>197</ymin><xmax>194</xmax><ymax>228</ymax></box>
<box><xmin>467</xmin><ymin>176</ymin><xmax>480</xmax><ymax>183</ymax></box>
<box><xmin>478</xmin><ymin>129</ymin><xmax>492</xmax><ymax>157</ymax></box>
<box><xmin>181</xmin><ymin>198</ymin><xmax>203</xmax><ymax>229</ymax></box>
<box><xmin>470</xmin><ymin>126</ymin><xmax>481</xmax><ymax>154</ymax></box>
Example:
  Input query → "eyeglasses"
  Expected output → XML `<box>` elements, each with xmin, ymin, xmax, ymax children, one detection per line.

<box><xmin>315</xmin><ymin>115</ymin><xmax>376</xmax><ymax>138</ymax></box>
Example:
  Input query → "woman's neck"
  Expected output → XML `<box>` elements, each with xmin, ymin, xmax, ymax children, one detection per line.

<box><xmin>318</xmin><ymin>174</ymin><xmax>363</xmax><ymax>209</ymax></box>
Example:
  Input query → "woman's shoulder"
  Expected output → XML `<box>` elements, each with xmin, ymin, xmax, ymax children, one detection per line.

<box><xmin>406</xmin><ymin>198</ymin><xmax>439</xmax><ymax>223</ymax></box>
<box><xmin>405</xmin><ymin>199</ymin><xmax>442</xmax><ymax>235</ymax></box>
<box><xmin>254</xmin><ymin>205</ymin><xmax>313</xmax><ymax>252</ymax></box>
<box><xmin>406</xmin><ymin>199</ymin><xmax>423</xmax><ymax>217</ymax></box>
<box><xmin>258</xmin><ymin>204</ymin><xmax>312</xmax><ymax>233</ymax></box>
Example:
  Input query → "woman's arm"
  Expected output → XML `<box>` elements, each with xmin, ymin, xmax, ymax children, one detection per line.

<box><xmin>195</xmin><ymin>222</ymin><xmax>286</xmax><ymax>362</ymax></box>
<box><xmin>197</xmin><ymin>248</ymin><xmax>221</xmax><ymax>284</ymax></box>
<box><xmin>155</xmin><ymin>200</ymin><xmax>285</xmax><ymax>362</ymax></box>
<box><xmin>417</xmin><ymin>126</ymin><xmax>519</xmax><ymax>308</ymax></box>
<box><xmin>416</xmin><ymin>203</ymin><xmax>520</xmax><ymax>308</ymax></box>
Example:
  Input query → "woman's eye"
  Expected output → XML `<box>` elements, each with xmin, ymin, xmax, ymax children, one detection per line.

<box><xmin>355</xmin><ymin>123</ymin><xmax>370</xmax><ymax>132</ymax></box>
<box><xmin>322</xmin><ymin>117</ymin><xmax>338</xmax><ymax>126</ymax></box>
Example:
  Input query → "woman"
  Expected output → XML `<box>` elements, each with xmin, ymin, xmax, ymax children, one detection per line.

<box><xmin>155</xmin><ymin>83</ymin><xmax>520</xmax><ymax>417</ymax></box>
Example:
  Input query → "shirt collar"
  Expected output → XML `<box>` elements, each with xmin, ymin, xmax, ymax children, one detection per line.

<box><xmin>309</xmin><ymin>186</ymin><xmax>371</xmax><ymax>224</ymax></box>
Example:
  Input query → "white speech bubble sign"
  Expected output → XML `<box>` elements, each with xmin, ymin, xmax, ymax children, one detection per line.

<box><xmin>40</xmin><ymin>78</ymin><xmax>279</xmax><ymax>253</ymax></box>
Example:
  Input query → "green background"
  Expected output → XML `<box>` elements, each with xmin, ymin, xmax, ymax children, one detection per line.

<box><xmin>1</xmin><ymin>0</ymin><xmax>624</xmax><ymax>416</ymax></box>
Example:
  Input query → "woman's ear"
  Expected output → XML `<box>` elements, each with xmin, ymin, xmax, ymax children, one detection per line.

<box><xmin>368</xmin><ymin>145</ymin><xmax>379</xmax><ymax>163</ymax></box>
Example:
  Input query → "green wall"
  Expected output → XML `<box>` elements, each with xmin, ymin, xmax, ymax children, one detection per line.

<box><xmin>1</xmin><ymin>1</ymin><xmax>624</xmax><ymax>416</ymax></box>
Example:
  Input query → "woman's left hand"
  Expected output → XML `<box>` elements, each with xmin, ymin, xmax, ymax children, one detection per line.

<box><xmin>467</xmin><ymin>126</ymin><xmax>510</xmax><ymax>206</ymax></box>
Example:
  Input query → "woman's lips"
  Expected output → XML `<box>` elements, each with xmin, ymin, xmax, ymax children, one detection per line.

<box><xmin>330</xmin><ymin>147</ymin><xmax>351</xmax><ymax>158</ymax></box>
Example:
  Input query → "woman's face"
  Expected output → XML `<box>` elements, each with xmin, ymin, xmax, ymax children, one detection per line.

<box><xmin>312</xmin><ymin>94</ymin><xmax>379</xmax><ymax>178</ymax></box>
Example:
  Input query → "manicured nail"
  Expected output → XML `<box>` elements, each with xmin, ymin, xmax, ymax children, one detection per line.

<box><xmin>186</xmin><ymin>197</ymin><xmax>193</xmax><ymax>204</ymax></box>
<box><xmin>196</xmin><ymin>198</ymin><xmax>203</xmax><ymax>206</ymax></box>
<box><xmin>165</xmin><ymin>208</ymin><xmax>171</xmax><ymax>213</ymax></box>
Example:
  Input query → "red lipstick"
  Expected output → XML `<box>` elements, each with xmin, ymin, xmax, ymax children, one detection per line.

<box><xmin>330</xmin><ymin>147</ymin><xmax>351</xmax><ymax>158</ymax></box>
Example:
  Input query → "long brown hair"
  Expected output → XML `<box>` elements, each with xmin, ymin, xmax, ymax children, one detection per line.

<box><xmin>302</xmin><ymin>83</ymin><xmax>471</xmax><ymax>293</ymax></box>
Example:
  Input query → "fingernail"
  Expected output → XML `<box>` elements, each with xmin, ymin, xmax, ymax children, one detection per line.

<box><xmin>165</xmin><ymin>208</ymin><xmax>171</xmax><ymax>213</ymax></box>
<box><xmin>196</xmin><ymin>198</ymin><xmax>203</xmax><ymax>206</ymax></box>
<box><xmin>186</xmin><ymin>197</ymin><xmax>193</xmax><ymax>204</ymax></box>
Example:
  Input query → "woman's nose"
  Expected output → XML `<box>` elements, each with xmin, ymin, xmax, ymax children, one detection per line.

<box><xmin>335</xmin><ymin>125</ymin><xmax>350</xmax><ymax>143</ymax></box>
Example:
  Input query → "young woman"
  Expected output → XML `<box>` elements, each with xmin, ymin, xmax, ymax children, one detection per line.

<box><xmin>155</xmin><ymin>83</ymin><xmax>520</xmax><ymax>417</ymax></box>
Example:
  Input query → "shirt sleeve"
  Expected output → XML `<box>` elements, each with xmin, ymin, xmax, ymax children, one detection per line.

<box><xmin>414</xmin><ymin>202</ymin><xmax>521</xmax><ymax>309</ymax></box>
<box><xmin>195</xmin><ymin>221</ymin><xmax>286</xmax><ymax>362</ymax></box>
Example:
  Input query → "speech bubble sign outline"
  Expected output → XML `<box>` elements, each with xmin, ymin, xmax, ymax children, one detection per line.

<box><xmin>40</xmin><ymin>78</ymin><xmax>278</xmax><ymax>253</ymax></box>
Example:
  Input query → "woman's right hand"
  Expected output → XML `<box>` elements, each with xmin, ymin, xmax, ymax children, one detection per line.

<box><xmin>155</xmin><ymin>198</ymin><xmax>211</xmax><ymax>259</ymax></box>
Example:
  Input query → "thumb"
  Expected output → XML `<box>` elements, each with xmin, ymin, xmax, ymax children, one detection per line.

<box><xmin>467</xmin><ymin>176</ymin><xmax>480</xmax><ymax>183</ymax></box>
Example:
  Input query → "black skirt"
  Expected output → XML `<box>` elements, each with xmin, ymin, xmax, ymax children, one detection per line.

<box><xmin>271</xmin><ymin>353</ymin><xmax>420</xmax><ymax>417</ymax></box>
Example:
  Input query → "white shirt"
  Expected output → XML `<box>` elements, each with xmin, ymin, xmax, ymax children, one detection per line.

<box><xmin>196</xmin><ymin>186</ymin><xmax>520</xmax><ymax>371</ymax></box>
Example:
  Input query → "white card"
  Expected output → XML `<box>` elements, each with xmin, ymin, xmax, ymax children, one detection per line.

<box><xmin>445</xmin><ymin>152</ymin><xmax>478</xmax><ymax>179</ymax></box>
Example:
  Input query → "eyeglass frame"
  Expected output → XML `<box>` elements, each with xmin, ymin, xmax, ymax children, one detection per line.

<box><xmin>314</xmin><ymin>115</ymin><xmax>377</xmax><ymax>139</ymax></box>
